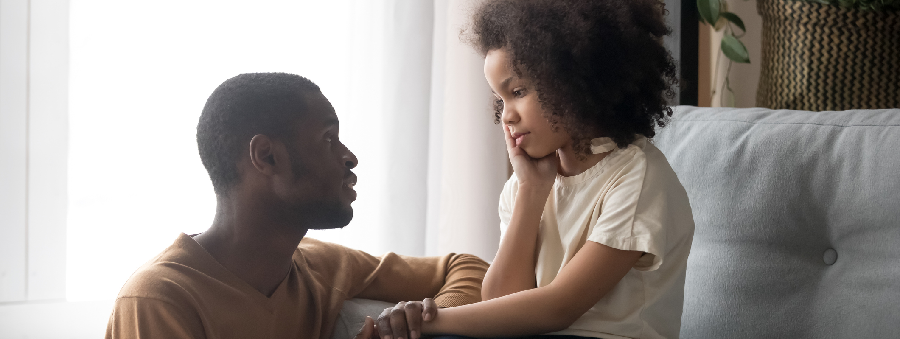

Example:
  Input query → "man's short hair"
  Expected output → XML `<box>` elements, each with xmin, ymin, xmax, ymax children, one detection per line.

<box><xmin>197</xmin><ymin>73</ymin><xmax>320</xmax><ymax>196</ymax></box>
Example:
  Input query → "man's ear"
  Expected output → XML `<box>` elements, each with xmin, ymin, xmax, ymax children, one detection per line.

<box><xmin>248</xmin><ymin>134</ymin><xmax>286</xmax><ymax>176</ymax></box>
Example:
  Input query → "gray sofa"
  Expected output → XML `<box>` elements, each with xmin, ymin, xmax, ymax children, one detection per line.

<box><xmin>334</xmin><ymin>106</ymin><xmax>900</xmax><ymax>339</ymax></box>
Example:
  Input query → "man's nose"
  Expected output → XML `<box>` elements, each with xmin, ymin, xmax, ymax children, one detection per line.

<box><xmin>343</xmin><ymin>149</ymin><xmax>358</xmax><ymax>169</ymax></box>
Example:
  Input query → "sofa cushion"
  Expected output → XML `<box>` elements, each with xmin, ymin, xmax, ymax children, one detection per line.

<box><xmin>653</xmin><ymin>106</ymin><xmax>900</xmax><ymax>338</ymax></box>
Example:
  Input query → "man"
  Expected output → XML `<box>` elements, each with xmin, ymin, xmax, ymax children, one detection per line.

<box><xmin>105</xmin><ymin>73</ymin><xmax>488</xmax><ymax>339</ymax></box>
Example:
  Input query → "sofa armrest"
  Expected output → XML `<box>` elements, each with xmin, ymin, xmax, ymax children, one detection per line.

<box><xmin>331</xmin><ymin>299</ymin><xmax>395</xmax><ymax>339</ymax></box>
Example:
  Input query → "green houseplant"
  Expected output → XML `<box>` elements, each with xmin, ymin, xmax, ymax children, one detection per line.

<box><xmin>697</xmin><ymin>0</ymin><xmax>751</xmax><ymax>65</ymax></box>
<box><xmin>696</xmin><ymin>0</ymin><xmax>750</xmax><ymax>106</ymax></box>
<box><xmin>698</xmin><ymin>0</ymin><xmax>900</xmax><ymax>109</ymax></box>
<box><xmin>697</xmin><ymin>0</ymin><xmax>900</xmax><ymax>64</ymax></box>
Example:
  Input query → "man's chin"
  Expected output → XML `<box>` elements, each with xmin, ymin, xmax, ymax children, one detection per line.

<box><xmin>308</xmin><ymin>209</ymin><xmax>353</xmax><ymax>230</ymax></box>
<box><xmin>290</xmin><ymin>200</ymin><xmax>354</xmax><ymax>230</ymax></box>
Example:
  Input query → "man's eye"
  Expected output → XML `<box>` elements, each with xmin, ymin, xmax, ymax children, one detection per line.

<box><xmin>325</xmin><ymin>135</ymin><xmax>333</xmax><ymax>143</ymax></box>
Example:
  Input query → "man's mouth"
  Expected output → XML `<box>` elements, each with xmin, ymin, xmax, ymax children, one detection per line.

<box><xmin>344</xmin><ymin>172</ymin><xmax>357</xmax><ymax>190</ymax></box>
<box><xmin>343</xmin><ymin>172</ymin><xmax>358</xmax><ymax>201</ymax></box>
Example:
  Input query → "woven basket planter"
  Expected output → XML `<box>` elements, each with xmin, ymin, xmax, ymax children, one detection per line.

<box><xmin>756</xmin><ymin>0</ymin><xmax>900</xmax><ymax>110</ymax></box>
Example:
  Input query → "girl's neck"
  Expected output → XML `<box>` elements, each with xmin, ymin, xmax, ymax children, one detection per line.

<box><xmin>556</xmin><ymin>143</ymin><xmax>610</xmax><ymax>177</ymax></box>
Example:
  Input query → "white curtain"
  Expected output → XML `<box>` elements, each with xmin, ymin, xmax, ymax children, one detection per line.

<box><xmin>65</xmin><ymin>0</ymin><xmax>506</xmax><ymax>302</ymax></box>
<box><xmin>425</xmin><ymin>0</ymin><xmax>507</xmax><ymax>260</ymax></box>
<box><xmin>306</xmin><ymin>0</ymin><xmax>507</xmax><ymax>261</ymax></box>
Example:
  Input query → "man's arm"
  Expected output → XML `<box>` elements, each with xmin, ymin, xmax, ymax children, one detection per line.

<box><xmin>106</xmin><ymin>297</ymin><xmax>203</xmax><ymax>339</ymax></box>
<box><xmin>298</xmin><ymin>238</ymin><xmax>488</xmax><ymax>307</ymax></box>
<box><xmin>354</xmin><ymin>252</ymin><xmax>488</xmax><ymax>308</ymax></box>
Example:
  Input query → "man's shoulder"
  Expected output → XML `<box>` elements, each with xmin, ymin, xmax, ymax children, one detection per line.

<box><xmin>295</xmin><ymin>237</ymin><xmax>381</xmax><ymax>282</ymax></box>
<box><xmin>116</xmin><ymin>234</ymin><xmax>216</xmax><ymax>302</ymax></box>
<box><xmin>295</xmin><ymin>237</ymin><xmax>369</xmax><ymax>264</ymax></box>
<box><xmin>117</xmin><ymin>251</ymin><xmax>193</xmax><ymax>300</ymax></box>
<box><xmin>296</xmin><ymin>237</ymin><xmax>357</xmax><ymax>258</ymax></box>
<box><xmin>107</xmin><ymin>236</ymin><xmax>215</xmax><ymax>339</ymax></box>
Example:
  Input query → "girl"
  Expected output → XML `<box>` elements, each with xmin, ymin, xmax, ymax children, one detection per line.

<box><xmin>381</xmin><ymin>1</ymin><xmax>694</xmax><ymax>338</ymax></box>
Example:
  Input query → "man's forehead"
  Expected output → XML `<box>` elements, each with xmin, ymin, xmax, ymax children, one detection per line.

<box><xmin>302</xmin><ymin>91</ymin><xmax>339</xmax><ymax>126</ymax></box>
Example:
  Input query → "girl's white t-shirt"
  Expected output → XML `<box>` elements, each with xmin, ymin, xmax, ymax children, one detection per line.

<box><xmin>499</xmin><ymin>136</ymin><xmax>695</xmax><ymax>339</ymax></box>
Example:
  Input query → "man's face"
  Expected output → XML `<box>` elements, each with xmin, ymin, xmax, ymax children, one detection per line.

<box><xmin>273</xmin><ymin>90</ymin><xmax>358</xmax><ymax>230</ymax></box>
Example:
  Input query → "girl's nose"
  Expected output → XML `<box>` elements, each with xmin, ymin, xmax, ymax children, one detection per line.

<box><xmin>501</xmin><ymin>106</ymin><xmax>519</xmax><ymax>125</ymax></box>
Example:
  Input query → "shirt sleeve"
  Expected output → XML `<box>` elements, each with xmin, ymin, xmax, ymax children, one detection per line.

<box><xmin>298</xmin><ymin>238</ymin><xmax>489</xmax><ymax>308</ymax></box>
<box><xmin>587</xmin><ymin>147</ymin><xmax>667</xmax><ymax>271</ymax></box>
<box><xmin>105</xmin><ymin>297</ymin><xmax>204</xmax><ymax>339</ymax></box>
<box><xmin>498</xmin><ymin>174</ymin><xmax>519</xmax><ymax>241</ymax></box>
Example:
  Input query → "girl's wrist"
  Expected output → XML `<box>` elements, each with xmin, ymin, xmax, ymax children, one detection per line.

<box><xmin>516</xmin><ymin>183</ymin><xmax>553</xmax><ymax>204</ymax></box>
<box><xmin>518</xmin><ymin>181</ymin><xmax>553</xmax><ymax>194</ymax></box>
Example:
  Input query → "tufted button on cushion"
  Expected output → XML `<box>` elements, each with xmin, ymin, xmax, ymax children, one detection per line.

<box><xmin>653</xmin><ymin>106</ymin><xmax>900</xmax><ymax>339</ymax></box>
<box><xmin>823</xmin><ymin>248</ymin><xmax>838</xmax><ymax>265</ymax></box>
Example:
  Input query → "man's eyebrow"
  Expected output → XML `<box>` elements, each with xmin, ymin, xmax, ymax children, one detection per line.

<box><xmin>323</xmin><ymin>117</ymin><xmax>339</xmax><ymax>127</ymax></box>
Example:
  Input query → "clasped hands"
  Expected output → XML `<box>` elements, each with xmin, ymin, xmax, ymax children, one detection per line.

<box><xmin>354</xmin><ymin>298</ymin><xmax>437</xmax><ymax>339</ymax></box>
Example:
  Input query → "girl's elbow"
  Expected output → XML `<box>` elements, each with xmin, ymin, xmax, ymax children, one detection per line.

<box><xmin>539</xmin><ymin>284</ymin><xmax>599</xmax><ymax>331</ymax></box>
<box><xmin>542</xmin><ymin>305</ymin><xmax>582</xmax><ymax>332</ymax></box>
<box><xmin>543</xmin><ymin>320</ymin><xmax>571</xmax><ymax>334</ymax></box>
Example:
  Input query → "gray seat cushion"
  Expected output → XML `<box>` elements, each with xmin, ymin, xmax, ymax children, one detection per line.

<box><xmin>653</xmin><ymin>106</ymin><xmax>900</xmax><ymax>338</ymax></box>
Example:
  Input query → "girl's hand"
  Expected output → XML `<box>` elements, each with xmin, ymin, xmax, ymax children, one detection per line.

<box><xmin>504</xmin><ymin>125</ymin><xmax>558</xmax><ymax>192</ymax></box>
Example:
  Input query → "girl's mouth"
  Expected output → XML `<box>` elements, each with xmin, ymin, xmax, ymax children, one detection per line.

<box><xmin>512</xmin><ymin>132</ymin><xmax>529</xmax><ymax>147</ymax></box>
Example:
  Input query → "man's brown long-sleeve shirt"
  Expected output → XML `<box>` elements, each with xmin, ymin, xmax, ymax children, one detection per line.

<box><xmin>105</xmin><ymin>233</ymin><xmax>488</xmax><ymax>339</ymax></box>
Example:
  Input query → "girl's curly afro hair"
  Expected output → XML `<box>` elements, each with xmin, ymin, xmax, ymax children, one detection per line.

<box><xmin>466</xmin><ymin>0</ymin><xmax>678</xmax><ymax>153</ymax></box>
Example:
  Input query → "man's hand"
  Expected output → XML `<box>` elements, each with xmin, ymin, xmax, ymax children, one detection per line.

<box><xmin>375</xmin><ymin>298</ymin><xmax>437</xmax><ymax>339</ymax></box>
<box><xmin>354</xmin><ymin>316</ymin><xmax>378</xmax><ymax>339</ymax></box>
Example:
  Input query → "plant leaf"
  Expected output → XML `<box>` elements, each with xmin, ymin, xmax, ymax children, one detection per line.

<box><xmin>721</xmin><ymin>34</ymin><xmax>750</xmax><ymax>63</ymax></box>
<box><xmin>720</xmin><ymin>12</ymin><xmax>745</xmax><ymax>32</ymax></box>
<box><xmin>697</xmin><ymin>0</ymin><xmax>720</xmax><ymax>26</ymax></box>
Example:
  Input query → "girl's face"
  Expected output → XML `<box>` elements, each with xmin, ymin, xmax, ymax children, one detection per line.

<box><xmin>484</xmin><ymin>49</ymin><xmax>571</xmax><ymax>159</ymax></box>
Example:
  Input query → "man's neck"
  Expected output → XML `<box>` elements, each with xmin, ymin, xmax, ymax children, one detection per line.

<box><xmin>193</xmin><ymin>196</ymin><xmax>308</xmax><ymax>297</ymax></box>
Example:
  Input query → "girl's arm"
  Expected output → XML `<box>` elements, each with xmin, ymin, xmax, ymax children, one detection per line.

<box><xmin>481</xmin><ymin>126</ymin><xmax>557</xmax><ymax>300</ymax></box>
<box><xmin>425</xmin><ymin>241</ymin><xmax>643</xmax><ymax>338</ymax></box>
<box><xmin>481</xmin><ymin>184</ymin><xmax>547</xmax><ymax>299</ymax></box>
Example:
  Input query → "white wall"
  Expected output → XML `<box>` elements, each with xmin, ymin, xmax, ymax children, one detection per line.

<box><xmin>0</xmin><ymin>0</ymin><xmax>30</xmax><ymax>304</ymax></box>
<box><xmin>0</xmin><ymin>0</ymin><xmax>69</xmax><ymax>304</ymax></box>
<box><xmin>27</xmin><ymin>0</ymin><xmax>69</xmax><ymax>301</ymax></box>
<box><xmin>0</xmin><ymin>0</ymin><xmax>81</xmax><ymax>337</ymax></box>
<box><xmin>0</xmin><ymin>300</ymin><xmax>113</xmax><ymax>339</ymax></box>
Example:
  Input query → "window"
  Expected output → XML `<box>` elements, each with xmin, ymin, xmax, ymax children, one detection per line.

<box><xmin>67</xmin><ymin>0</ymin><xmax>389</xmax><ymax>301</ymax></box>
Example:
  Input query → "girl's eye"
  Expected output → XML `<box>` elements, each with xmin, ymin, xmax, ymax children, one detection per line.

<box><xmin>512</xmin><ymin>88</ymin><xmax>525</xmax><ymax>97</ymax></box>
